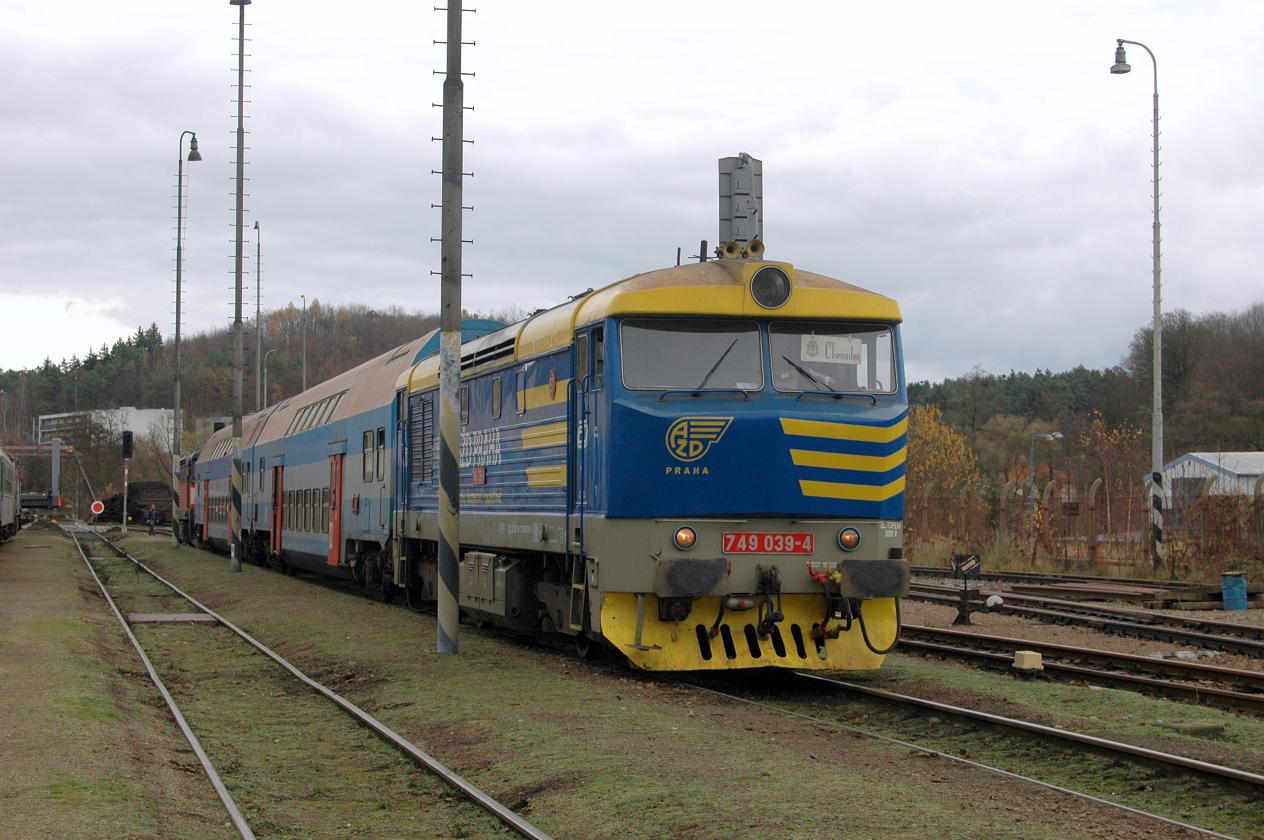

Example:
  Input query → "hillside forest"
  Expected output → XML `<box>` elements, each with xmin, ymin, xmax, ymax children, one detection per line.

<box><xmin>2</xmin><ymin>300</ymin><xmax>1261</xmax><ymax>570</ymax></box>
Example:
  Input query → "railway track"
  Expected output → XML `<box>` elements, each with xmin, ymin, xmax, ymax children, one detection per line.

<box><xmin>792</xmin><ymin>672</ymin><xmax>1264</xmax><ymax>789</ymax></box>
<box><xmin>685</xmin><ymin>675</ymin><xmax>1250</xmax><ymax>839</ymax></box>
<box><xmin>908</xmin><ymin>583</ymin><xmax>1264</xmax><ymax>658</ymax></box>
<box><xmin>63</xmin><ymin>525</ymin><xmax>552</xmax><ymax>840</ymax></box>
<box><xmin>911</xmin><ymin>565</ymin><xmax>1184</xmax><ymax>588</ymax></box>
<box><xmin>898</xmin><ymin>624</ymin><xmax>1264</xmax><ymax>715</ymax></box>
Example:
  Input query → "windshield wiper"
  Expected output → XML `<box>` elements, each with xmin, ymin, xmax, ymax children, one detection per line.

<box><xmin>781</xmin><ymin>355</ymin><xmax>837</xmax><ymax>393</ymax></box>
<box><xmin>695</xmin><ymin>339</ymin><xmax>739</xmax><ymax>390</ymax></box>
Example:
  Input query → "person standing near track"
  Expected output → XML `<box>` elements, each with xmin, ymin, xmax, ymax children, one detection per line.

<box><xmin>145</xmin><ymin>504</ymin><xmax>159</xmax><ymax>536</ymax></box>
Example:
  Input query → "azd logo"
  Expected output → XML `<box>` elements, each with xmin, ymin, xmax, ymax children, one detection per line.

<box><xmin>665</xmin><ymin>416</ymin><xmax>733</xmax><ymax>462</ymax></box>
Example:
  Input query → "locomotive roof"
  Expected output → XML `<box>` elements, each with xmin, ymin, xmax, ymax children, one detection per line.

<box><xmin>400</xmin><ymin>259</ymin><xmax>901</xmax><ymax>393</ymax></box>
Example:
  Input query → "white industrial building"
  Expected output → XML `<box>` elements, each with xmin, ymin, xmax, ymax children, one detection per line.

<box><xmin>1164</xmin><ymin>452</ymin><xmax>1264</xmax><ymax>498</ymax></box>
<box><xmin>37</xmin><ymin>407</ymin><xmax>173</xmax><ymax>447</ymax></box>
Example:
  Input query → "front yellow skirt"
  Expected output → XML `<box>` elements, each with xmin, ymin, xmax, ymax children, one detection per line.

<box><xmin>600</xmin><ymin>592</ymin><xmax>899</xmax><ymax>671</ymax></box>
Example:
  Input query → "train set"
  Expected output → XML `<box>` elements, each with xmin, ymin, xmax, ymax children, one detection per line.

<box><xmin>177</xmin><ymin>242</ymin><xmax>911</xmax><ymax>671</ymax></box>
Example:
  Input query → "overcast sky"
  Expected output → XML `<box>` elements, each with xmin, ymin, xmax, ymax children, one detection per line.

<box><xmin>2</xmin><ymin>1</ymin><xmax>1261</xmax><ymax>384</ymax></box>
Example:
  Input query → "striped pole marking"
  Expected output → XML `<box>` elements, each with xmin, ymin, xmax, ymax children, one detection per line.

<box><xmin>170</xmin><ymin>455</ymin><xmax>180</xmax><ymax>546</ymax></box>
<box><xmin>1151</xmin><ymin>471</ymin><xmax>1164</xmax><ymax>571</ymax></box>
<box><xmin>230</xmin><ymin>447</ymin><xmax>242</xmax><ymax>573</ymax></box>
<box><xmin>437</xmin><ymin>333</ymin><xmax>461</xmax><ymax>654</ymax></box>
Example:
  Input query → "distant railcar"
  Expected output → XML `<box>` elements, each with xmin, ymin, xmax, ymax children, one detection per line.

<box><xmin>188</xmin><ymin>250</ymin><xmax>908</xmax><ymax>671</ymax></box>
<box><xmin>0</xmin><ymin>447</ymin><xmax>19</xmax><ymax>542</ymax></box>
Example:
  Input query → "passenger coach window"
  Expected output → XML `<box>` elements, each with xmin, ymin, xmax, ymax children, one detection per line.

<box><xmin>770</xmin><ymin>323</ymin><xmax>897</xmax><ymax>394</ymax></box>
<box><xmin>376</xmin><ymin>427</ymin><xmax>385</xmax><ymax>481</ymax></box>
<box><xmin>362</xmin><ymin>431</ymin><xmax>373</xmax><ymax>481</ymax></box>
<box><xmin>620</xmin><ymin>319</ymin><xmax>763</xmax><ymax>391</ymax></box>
<box><xmin>322</xmin><ymin>488</ymin><xmax>330</xmax><ymax>533</ymax></box>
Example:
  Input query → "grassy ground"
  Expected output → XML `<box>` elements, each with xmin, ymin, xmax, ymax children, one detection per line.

<box><xmin>85</xmin><ymin>535</ymin><xmax>509</xmax><ymax>840</ymax></box>
<box><xmin>724</xmin><ymin>657</ymin><xmax>1264</xmax><ymax>837</ymax></box>
<box><xmin>105</xmin><ymin>531</ymin><xmax>1248</xmax><ymax>838</ymax></box>
<box><xmin>0</xmin><ymin>527</ymin><xmax>231</xmax><ymax>839</ymax></box>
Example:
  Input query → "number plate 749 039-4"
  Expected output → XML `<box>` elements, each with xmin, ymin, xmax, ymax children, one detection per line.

<box><xmin>721</xmin><ymin>532</ymin><xmax>814</xmax><ymax>554</ymax></box>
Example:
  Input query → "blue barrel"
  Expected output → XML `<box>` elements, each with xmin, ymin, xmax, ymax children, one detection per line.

<box><xmin>1221</xmin><ymin>573</ymin><xmax>1248</xmax><ymax>611</ymax></box>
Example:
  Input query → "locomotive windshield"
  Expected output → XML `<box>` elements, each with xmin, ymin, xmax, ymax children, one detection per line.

<box><xmin>620</xmin><ymin>318</ymin><xmax>763</xmax><ymax>390</ymax></box>
<box><xmin>770</xmin><ymin>322</ymin><xmax>896</xmax><ymax>394</ymax></box>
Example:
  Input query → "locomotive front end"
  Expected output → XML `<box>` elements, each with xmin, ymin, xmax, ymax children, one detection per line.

<box><xmin>581</xmin><ymin>258</ymin><xmax>909</xmax><ymax>670</ymax></box>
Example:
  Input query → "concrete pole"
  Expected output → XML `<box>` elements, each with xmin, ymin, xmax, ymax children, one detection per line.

<box><xmin>301</xmin><ymin>294</ymin><xmax>307</xmax><ymax>391</ymax></box>
<box><xmin>437</xmin><ymin>0</ymin><xmax>465</xmax><ymax>654</ymax></box>
<box><xmin>229</xmin><ymin>0</ymin><xmax>250</xmax><ymax>572</ymax></box>
<box><xmin>255</xmin><ymin>220</ymin><xmax>261</xmax><ymax>412</ymax></box>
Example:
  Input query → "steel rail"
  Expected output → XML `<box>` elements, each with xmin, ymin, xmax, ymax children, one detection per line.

<box><xmin>795</xmin><ymin>671</ymin><xmax>1264</xmax><ymax>788</ymax></box>
<box><xmin>907</xmin><ymin>588</ymin><xmax>1264</xmax><ymax>658</ymax></box>
<box><xmin>683</xmin><ymin>681</ymin><xmax>1239</xmax><ymax>840</ymax></box>
<box><xmin>911</xmin><ymin>565</ymin><xmax>1180</xmax><ymax>587</ymax></box>
<box><xmin>911</xmin><ymin>579</ymin><xmax>1264</xmax><ymax>643</ymax></box>
<box><xmin>901</xmin><ymin>624</ymin><xmax>1264</xmax><ymax>692</ymax></box>
<box><xmin>89</xmin><ymin>531</ymin><xmax>553</xmax><ymax>840</ymax></box>
<box><xmin>896</xmin><ymin>636</ymin><xmax>1264</xmax><ymax>716</ymax></box>
<box><xmin>65</xmin><ymin>528</ymin><xmax>256</xmax><ymax>840</ymax></box>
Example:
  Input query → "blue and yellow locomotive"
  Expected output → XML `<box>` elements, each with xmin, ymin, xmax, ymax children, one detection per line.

<box><xmin>189</xmin><ymin>247</ymin><xmax>908</xmax><ymax>671</ymax></box>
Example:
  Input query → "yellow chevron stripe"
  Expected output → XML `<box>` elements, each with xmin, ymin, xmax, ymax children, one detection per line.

<box><xmin>780</xmin><ymin>416</ymin><xmax>908</xmax><ymax>444</ymax></box>
<box><xmin>799</xmin><ymin>475</ymin><xmax>906</xmax><ymax>502</ymax></box>
<box><xmin>526</xmin><ymin>465</ymin><xmax>566</xmax><ymax>487</ymax></box>
<box><xmin>521</xmin><ymin>421</ymin><xmax>567</xmax><ymax>449</ymax></box>
<box><xmin>790</xmin><ymin>447</ymin><xmax>907</xmax><ymax>472</ymax></box>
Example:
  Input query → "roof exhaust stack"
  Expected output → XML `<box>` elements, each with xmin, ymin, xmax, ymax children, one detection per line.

<box><xmin>718</xmin><ymin>153</ymin><xmax>764</xmax><ymax>260</ymax></box>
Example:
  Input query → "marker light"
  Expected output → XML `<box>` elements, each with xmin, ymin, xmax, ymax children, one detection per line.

<box><xmin>750</xmin><ymin>266</ymin><xmax>792</xmax><ymax>309</ymax></box>
<box><xmin>837</xmin><ymin>527</ymin><xmax>861</xmax><ymax>551</ymax></box>
<box><xmin>673</xmin><ymin>526</ymin><xmax>697</xmax><ymax>550</ymax></box>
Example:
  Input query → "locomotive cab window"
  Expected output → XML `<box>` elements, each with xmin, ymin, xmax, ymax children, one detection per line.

<box><xmin>770</xmin><ymin>322</ymin><xmax>897</xmax><ymax>394</ymax></box>
<box><xmin>491</xmin><ymin>377</ymin><xmax>502</xmax><ymax>419</ymax></box>
<box><xmin>620</xmin><ymin>318</ymin><xmax>762</xmax><ymax>391</ymax></box>
<box><xmin>576</xmin><ymin>333</ymin><xmax>590</xmax><ymax>386</ymax></box>
<box><xmin>592</xmin><ymin>327</ymin><xmax>605</xmax><ymax>388</ymax></box>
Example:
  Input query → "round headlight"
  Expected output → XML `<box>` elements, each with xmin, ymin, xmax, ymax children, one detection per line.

<box><xmin>673</xmin><ymin>526</ymin><xmax>697</xmax><ymax>551</ymax></box>
<box><xmin>750</xmin><ymin>266</ymin><xmax>792</xmax><ymax>309</ymax></box>
<box><xmin>837</xmin><ymin>527</ymin><xmax>861</xmax><ymax>551</ymax></box>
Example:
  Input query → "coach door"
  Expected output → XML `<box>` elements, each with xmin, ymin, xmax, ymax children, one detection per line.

<box><xmin>328</xmin><ymin>454</ymin><xmax>344</xmax><ymax>566</ymax></box>
<box><xmin>201</xmin><ymin>479</ymin><xmax>210</xmax><ymax>537</ymax></box>
<box><xmin>270</xmin><ymin>466</ymin><xmax>284</xmax><ymax>556</ymax></box>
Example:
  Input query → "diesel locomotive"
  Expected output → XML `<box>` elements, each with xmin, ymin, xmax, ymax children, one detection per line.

<box><xmin>182</xmin><ymin>246</ymin><xmax>909</xmax><ymax>671</ymax></box>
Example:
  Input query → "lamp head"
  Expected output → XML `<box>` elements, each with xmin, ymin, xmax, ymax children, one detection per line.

<box><xmin>1050</xmin><ymin>432</ymin><xmax>1063</xmax><ymax>441</ymax></box>
<box><xmin>1111</xmin><ymin>41</ymin><xmax>1131</xmax><ymax>74</ymax></box>
<box><xmin>187</xmin><ymin>134</ymin><xmax>202</xmax><ymax>162</ymax></box>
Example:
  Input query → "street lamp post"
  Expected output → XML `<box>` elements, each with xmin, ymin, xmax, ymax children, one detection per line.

<box><xmin>1111</xmin><ymin>38</ymin><xmax>1165</xmax><ymax>569</ymax></box>
<box><xmin>262</xmin><ymin>349</ymin><xmax>279</xmax><ymax>408</ymax></box>
<box><xmin>301</xmin><ymin>294</ymin><xmax>307</xmax><ymax>391</ymax></box>
<box><xmin>1029</xmin><ymin>431</ymin><xmax>1063</xmax><ymax>513</ymax></box>
<box><xmin>173</xmin><ymin>130</ymin><xmax>201</xmax><ymax>544</ymax></box>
